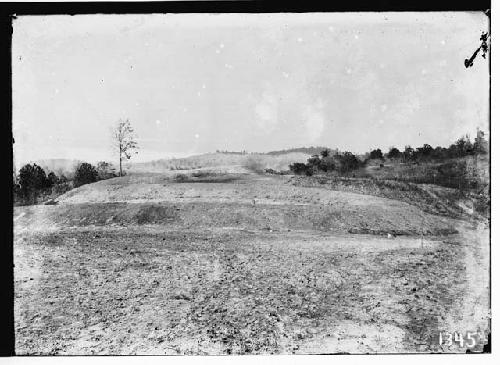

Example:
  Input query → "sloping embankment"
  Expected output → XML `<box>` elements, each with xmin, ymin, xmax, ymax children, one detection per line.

<box><xmin>289</xmin><ymin>176</ymin><xmax>485</xmax><ymax>219</ymax></box>
<box><xmin>14</xmin><ymin>200</ymin><xmax>458</xmax><ymax>237</ymax></box>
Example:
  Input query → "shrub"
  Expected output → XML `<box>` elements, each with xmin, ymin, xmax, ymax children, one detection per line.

<box><xmin>320</xmin><ymin>149</ymin><xmax>330</xmax><ymax>158</ymax></box>
<box><xmin>74</xmin><ymin>163</ymin><xmax>98</xmax><ymax>187</ymax></box>
<box><xmin>473</xmin><ymin>130</ymin><xmax>488</xmax><ymax>154</ymax></box>
<box><xmin>318</xmin><ymin>155</ymin><xmax>337</xmax><ymax>172</ymax></box>
<box><xmin>369</xmin><ymin>149</ymin><xmax>384</xmax><ymax>160</ymax></box>
<box><xmin>290</xmin><ymin>162</ymin><xmax>310</xmax><ymax>175</ymax></box>
<box><xmin>305</xmin><ymin>166</ymin><xmax>315</xmax><ymax>176</ymax></box>
<box><xmin>338</xmin><ymin>152</ymin><xmax>361</xmax><ymax>173</ymax></box>
<box><xmin>47</xmin><ymin>172</ymin><xmax>59</xmax><ymax>187</ymax></box>
<box><xmin>18</xmin><ymin>163</ymin><xmax>49</xmax><ymax>204</ymax></box>
<box><xmin>307</xmin><ymin>154</ymin><xmax>322</xmax><ymax>167</ymax></box>
<box><xmin>96</xmin><ymin>161</ymin><xmax>117</xmax><ymax>180</ymax></box>
<box><xmin>387</xmin><ymin>147</ymin><xmax>401</xmax><ymax>159</ymax></box>
<box><xmin>264</xmin><ymin>168</ymin><xmax>285</xmax><ymax>175</ymax></box>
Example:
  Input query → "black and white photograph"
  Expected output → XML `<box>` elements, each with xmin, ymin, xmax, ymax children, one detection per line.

<box><xmin>10</xmin><ymin>5</ymin><xmax>491</xmax><ymax>356</ymax></box>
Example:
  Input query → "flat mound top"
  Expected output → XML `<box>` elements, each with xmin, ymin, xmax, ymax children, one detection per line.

<box><xmin>16</xmin><ymin>170</ymin><xmax>459</xmax><ymax>237</ymax></box>
<box><xmin>57</xmin><ymin>170</ymin><xmax>406</xmax><ymax>208</ymax></box>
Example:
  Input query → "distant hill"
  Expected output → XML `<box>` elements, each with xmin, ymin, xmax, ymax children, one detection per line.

<box><xmin>266</xmin><ymin>147</ymin><xmax>333</xmax><ymax>156</ymax></box>
<box><xmin>131</xmin><ymin>153</ymin><xmax>243</xmax><ymax>172</ymax></box>
<box><xmin>130</xmin><ymin>152</ymin><xmax>311</xmax><ymax>173</ymax></box>
<box><xmin>212</xmin><ymin>147</ymin><xmax>333</xmax><ymax>156</ymax></box>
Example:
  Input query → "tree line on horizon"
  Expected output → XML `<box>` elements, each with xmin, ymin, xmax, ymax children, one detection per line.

<box><xmin>289</xmin><ymin>129</ymin><xmax>488</xmax><ymax>177</ymax></box>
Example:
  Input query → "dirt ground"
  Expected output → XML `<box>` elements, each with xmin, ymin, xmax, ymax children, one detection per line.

<box><xmin>13</xmin><ymin>170</ymin><xmax>490</xmax><ymax>354</ymax></box>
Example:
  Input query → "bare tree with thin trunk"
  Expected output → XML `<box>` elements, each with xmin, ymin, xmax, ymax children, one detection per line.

<box><xmin>112</xmin><ymin>119</ymin><xmax>139</xmax><ymax>177</ymax></box>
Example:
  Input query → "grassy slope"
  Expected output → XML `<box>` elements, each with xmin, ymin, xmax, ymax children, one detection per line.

<box><xmin>291</xmin><ymin>176</ymin><xmax>470</xmax><ymax>219</ymax></box>
<box><xmin>364</xmin><ymin>156</ymin><xmax>489</xmax><ymax>190</ymax></box>
<box><xmin>293</xmin><ymin>155</ymin><xmax>490</xmax><ymax>219</ymax></box>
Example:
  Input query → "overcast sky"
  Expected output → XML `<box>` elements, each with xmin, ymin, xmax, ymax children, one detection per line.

<box><xmin>12</xmin><ymin>12</ymin><xmax>489</xmax><ymax>164</ymax></box>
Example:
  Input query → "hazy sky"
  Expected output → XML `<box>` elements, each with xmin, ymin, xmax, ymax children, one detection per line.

<box><xmin>12</xmin><ymin>12</ymin><xmax>489</xmax><ymax>164</ymax></box>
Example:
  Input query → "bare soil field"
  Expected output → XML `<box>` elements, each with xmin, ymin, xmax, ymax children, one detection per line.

<box><xmin>14</xmin><ymin>169</ymin><xmax>490</xmax><ymax>354</ymax></box>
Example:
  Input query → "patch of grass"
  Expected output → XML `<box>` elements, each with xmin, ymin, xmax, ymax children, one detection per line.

<box><xmin>291</xmin><ymin>175</ymin><xmax>476</xmax><ymax>219</ymax></box>
<box><xmin>366</xmin><ymin>157</ymin><xmax>489</xmax><ymax>193</ymax></box>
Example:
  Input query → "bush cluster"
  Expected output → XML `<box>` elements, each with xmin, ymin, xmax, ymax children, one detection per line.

<box><xmin>14</xmin><ymin>161</ymin><xmax>118</xmax><ymax>205</ymax></box>
<box><xmin>290</xmin><ymin>150</ymin><xmax>362</xmax><ymax>176</ymax></box>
